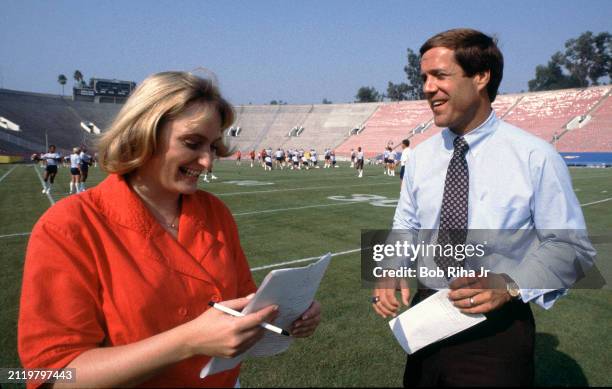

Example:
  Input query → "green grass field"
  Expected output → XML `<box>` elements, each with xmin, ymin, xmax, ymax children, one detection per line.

<box><xmin>0</xmin><ymin>161</ymin><xmax>610</xmax><ymax>387</ymax></box>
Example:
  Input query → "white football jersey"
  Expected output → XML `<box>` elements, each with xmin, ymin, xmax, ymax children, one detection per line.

<box><xmin>41</xmin><ymin>152</ymin><xmax>61</xmax><ymax>166</ymax></box>
<box><xmin>70</xmin><ymin>153</ymin><xmax>81</xmax><ymax>168</ymax></box>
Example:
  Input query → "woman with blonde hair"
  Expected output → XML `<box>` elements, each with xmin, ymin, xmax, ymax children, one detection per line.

<box><xmin>19</xmin><ymin>71</ymin><xmax>321</xmax><ymax>388</ymax></box>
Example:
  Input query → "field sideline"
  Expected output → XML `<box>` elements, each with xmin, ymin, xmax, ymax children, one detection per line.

<box><xmin>1</xmin><ymin>161</ymin><xmax>610</xmax><ymax>387</ymax></box>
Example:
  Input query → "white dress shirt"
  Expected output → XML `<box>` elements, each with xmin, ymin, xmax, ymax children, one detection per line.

<box><xmin>400</xmin><ymin>148</ymin><xmax>411</xmax><ymax>167</ymax></box>
<box><xmin>393</xmin><ymin>110</ymin><xmax>595</xmax><ymax>309</ymax></box>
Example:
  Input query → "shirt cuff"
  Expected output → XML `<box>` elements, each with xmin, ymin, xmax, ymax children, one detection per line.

<box><xmin>519</xmin><ymin>288</ymin><xmax>568</xmax><ymax>309</ymax></box>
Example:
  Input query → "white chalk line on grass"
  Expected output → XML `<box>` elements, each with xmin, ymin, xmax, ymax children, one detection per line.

<box><xmin>3</xmin><ymin>196</ymin><xmax>612</xmax><ymax>241</ymax></box>
<box><xmin>0</xmin><ymin>201</ymin><xmax>365</xmax><ymax>238</ymax></box>
<box><xmin>251</xmin><ymin>197</ymin><xmax>612</xmax><ymax>270</ymax></box>
<box><xmin>216</xmin><ymin>181</ymin><xmax>398</xmax><ymax>197</ymax></box>
<box><xmin>0</xmin><ymin>232</ymin><xmax>31</xmax><ymax>239</ymax></box>
<box><xmin>233</xmin><ymin>201</ymin><xmax>360</xmax><ymax>216</ymax></box>
<box><xmin>251</xmin><ymin>248</ymin><xmax>361</xmax><ymax>272</ymax></box>
<box><xmin>580</xmin><ymin>197</ymin><xmax>612</xmax><ymax>207</ymax></box>
<box><xmin>33</xmin><ymin>165</ymin><xmax>55</xmax><ymax>205</ymax></box>
<box><xmin>0</xmin><ymin>166</ymin><xmax>17</xmax><ymax>184</ymax></box>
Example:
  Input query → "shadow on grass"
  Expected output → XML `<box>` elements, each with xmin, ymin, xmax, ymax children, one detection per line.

<box><xmin>535</xmin><ymin>332</ymin><xmax>588</xmax><ymax>387</ymax></box>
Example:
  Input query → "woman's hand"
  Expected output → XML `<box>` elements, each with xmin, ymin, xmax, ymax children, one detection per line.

<box><xmin>290</xmin><ymin>300</ymin><xmax>321</xmax><ymax>338</ymax></box>
<box><xmin>183</xmin><ymin>295</ymin><xmax>279</xmax><ymax>358</ymax></box>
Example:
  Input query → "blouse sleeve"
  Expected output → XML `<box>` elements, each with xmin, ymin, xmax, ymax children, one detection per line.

<box><xmin>18</xmin><ymin>219</ymin><xmax>105</xmax><ymax>375</ymax></box>
<box><xmin>218</xmin><ymin>200</ymin><xmax>257</xmax><ymax>297</ymax></box>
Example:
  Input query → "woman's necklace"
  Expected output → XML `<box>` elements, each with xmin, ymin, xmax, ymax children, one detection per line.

<box><xmin>166</xmin><ymin>215</ymin><xmax>178</xmax><ymax>230</ymax></box>
<box><xmin>129</xmin><ymin>180</ymin><xmax>181</xmax><ymax>232</ymax></box>
<box><xmin>165</xmin><ymin>196</ymin><xmax>182</xmax><ymax>230</ymax></box>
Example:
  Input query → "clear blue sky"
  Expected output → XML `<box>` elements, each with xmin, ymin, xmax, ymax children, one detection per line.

<box><xmin>1</xmin><ymin>0</ymin><xmax>610</xmax><ymax>105</ymax></box>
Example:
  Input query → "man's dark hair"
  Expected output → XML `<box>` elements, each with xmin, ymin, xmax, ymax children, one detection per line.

<box><xmin>402</xmin><ymin>139</ymin><xmax>410</xmax><ymax>147</ymax></box>
<box><xmin>420</xmin><ymin>28</ymin><xmax>503</xmax><ymax>102</ymax></box>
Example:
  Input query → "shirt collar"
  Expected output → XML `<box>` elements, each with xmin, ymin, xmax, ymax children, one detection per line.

<box><xmin>90</xmin><ymin>174</ymin><xmax>207</xmax><ymax>235</ymax></box>
<box><xmin>442</xmin><ymin>110</ymin><xmax>498</xmax><ymax>157</ymax></box>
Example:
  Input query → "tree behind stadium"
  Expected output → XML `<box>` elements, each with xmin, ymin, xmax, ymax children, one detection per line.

<box><xmin>355</xmin><ymin>86</ymin><xmax>381</xmax><ymax>103</ymax></box>
<box><xmin>387</xmin><ymin>48</ymin><xmax>424</xmax><ymax>101</ymax></box>
<box><xmin>528</xmin><ymin>31</ymin><xmax>611</xmax><ymax>91</ymax></box>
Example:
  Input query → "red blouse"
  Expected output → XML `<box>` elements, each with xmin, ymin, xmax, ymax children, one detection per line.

<box><xmin>19</xmin><ymin>174</ymin><xmax>257</xmax><ymax>387</ymax></box>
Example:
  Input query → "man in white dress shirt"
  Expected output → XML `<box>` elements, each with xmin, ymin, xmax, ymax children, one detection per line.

<box><xmin>371</xmin><ymin>28</ymin><xmax>595</xmax><ymax>386</ymax></box>
<box><xmin>399</xmin><ymin>139</ymin><xmax>411</xmax><ymax>185</ymax></box>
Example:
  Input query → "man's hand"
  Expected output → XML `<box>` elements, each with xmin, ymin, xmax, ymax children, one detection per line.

<box><xmin>371</xmin><ymin>279</ymin><xmax>410</xmax><ymax>319</ymax></box>
<box><xmin>448</xmin><ymin>273</ymin><xmax>513</xmax><ymax>314</ymax></box>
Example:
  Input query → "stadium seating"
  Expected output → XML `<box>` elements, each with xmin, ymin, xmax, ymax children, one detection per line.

<box><xmin>1</xmin><ymin>86</ymin><xmax>611</xmax><ymax>158</ymax></box>
<box><xmin>0</xmin><ymin>90</ymin><xmax>86</xmax><ymax>154</ymax></box>
<box><xmin>0</xmin><ymin>89</ymin><xmax>119</xmax><ymax>155</ymax></box>
<box><xmin>491</xmin><ymin>94</ymin><xmax>521</xmax><ymax>118</ymax></box>
<box><xmin>246</xmin><ymin>105</ymin><xmax>313</xmax><ymax>151</ymax></box>
<box><xmin>335</xmin><ymin>101</ymin><xmax>431</xmax><ymax>157</ymax></box>
<box><xmin>555</xmin><ymin>92</ymin><xmax>612</xmax><ymax>152</ymax></box>
<box><xmin>228</xmin><ymin>105</ymin><xmax>282</xmax><ymax>151</ymax></box>
<box><xmin>71</xmin><ymin>100</ymin><xmax>122</xmax><ymax>131</ymax></box>
<box><xmin>281</xmin><ymin>103</ymin><xmax>380</xmax><ymax>152</ymax></box>
<box><xmin>0</xmin><ymin>138</ymin><xmax>34</xmax><ymax>155</ymax></box>
<box><xmin>502</xmin><ymin>86</ymin><xmax>609</xmax><ymax>143</ymax></box>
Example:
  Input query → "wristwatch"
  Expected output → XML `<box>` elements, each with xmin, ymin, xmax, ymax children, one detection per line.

<box><xmin>501</xmin><ymin>274</ymin><xmax>521</xmax><ymax>299</ymax></box>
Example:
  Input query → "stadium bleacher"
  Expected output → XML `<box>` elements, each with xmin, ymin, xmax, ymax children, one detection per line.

<box><xmin>491</xmin><ymin>93</ymin><xmax>521</xmax><ymax>118</ymax></box>
<box><xmin>556</xmin><ymin>91</ymin><xmax>612</xmax><ymax>152</ymax></box>
<box><xmin>0</xmin><ymin>89</ymin><xmax>85</xmax><ymax>154</ymax></box>
<box><xmin>228</xmin><ymin>105</ymin><xmax>282</xmax><ymax>152</ymax></box>
<box><xmin>502</xmin><ymin>86</ymin><xmax>609</xmax><ymax>143</ymax></box>
<box><xmin>0</xmin><ymin>86</ymin><xmax>611</xmax><ymax>159</ymax></box>
<box><xmin>245</xmin><ymin>105</ymin><xmax>313</xmax><ymax>151</ymax></box>
<box><xmin>281</xmin><ymin>103</ymin><xmax>380</xmax><ymax>152</ymax></box>
<box><xmin>0</xmin><ymin>138</ymin><xmax>35</xmax><ymax>155</ymax></box>
<box><xmin>0</xmin><ymin>89</ymin><xmax>120</xmax><ymax>155</ymax></box>
<box><xmin>335</xmin><ymin>101</ymin><xmax>431</xmax><ymax>157</ymax></box>
<box><xmin>71</xmin><ymin>100</ymin><xmax>122</xmax><ymax>131</ymax></box>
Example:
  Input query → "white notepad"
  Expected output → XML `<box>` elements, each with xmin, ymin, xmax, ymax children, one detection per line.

<box><xmin>200</xmin><ymin>253</ymin><xmax>332</xmax><ymax>378</ymax></box>
<box><xmin>389</xmin><ymin>290</ymin><xmax>486</xmax><ymax>354</ymax></box>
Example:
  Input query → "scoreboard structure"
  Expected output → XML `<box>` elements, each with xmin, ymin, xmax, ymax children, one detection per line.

<box><xmin>73</xmin><ymin>78</ymin><xmax>136</xmax><ymax>104</ymax></box>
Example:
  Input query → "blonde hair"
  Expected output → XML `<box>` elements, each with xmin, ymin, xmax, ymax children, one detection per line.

<box><xmin>97</xmin><ymin>71</ymin><xmax>235</xmax><ymax>174</ymax></box>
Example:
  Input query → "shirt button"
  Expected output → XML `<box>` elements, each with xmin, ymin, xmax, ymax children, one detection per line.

<box><xmin>178</xmin><ymin>307</ymin><xmax>188</xmax><ymax>316</ymax></box>
<box><xmin>211</xmin><ymin>295</ymin><xmax>221</xmax><ymax>303</ymax></box>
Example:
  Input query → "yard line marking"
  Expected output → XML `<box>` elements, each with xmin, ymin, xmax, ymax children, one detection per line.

<box><xmin>251</xmin><ymin>248</ymin><xmax>361</xmax><ymax>272</ymax></box>
<box><xmin>33</xmin><ymin>165</ymin><xmax>55</xmax><ymax>205</ymax></box>
<box><xmin>0</xmin><ymin>166</ymin><xmax>17</xmax><ymax>184</ymax></box>
<box><xmin>580</xmin><ymin>197</ymin><xmax>612</xmax><ymax>207</ymax></box>
<box><xmin>233</xmin><ymin>201</ymin><xmax>359</xmax><ymax>216</ymax></box>
<box><xmin>571</xmin><ymin>173</ymin><xmax>612</xmax><ymax>180</ymax></box>
<box><xmin>248</xmin><ymin>198</ymin><xmax>612</xmax><ymax>270</ymax></box>
<box><xmin>217</xmin><ymin>181</ymin><xmax>398</xmax><ymax>197</ymax></box>
<box><xmin>0</xmin><ymin>232</ymin><xmax>31</xmax><ymax>239</ymax></box>
<box><xmin>3</xmin><ymin>196</ymin><xmax>611</xmax><ymax>241</ymax></box>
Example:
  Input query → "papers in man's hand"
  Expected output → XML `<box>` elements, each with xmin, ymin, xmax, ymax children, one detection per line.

<box><xmin>388</xmin><ymin>290</ymin><xmax>486</xmax><ymax>354</ymax></box>
<box><xmin>200</xmin><ymin>253</ymin><xmax>331</xmax><ymax>379</ymax></box>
